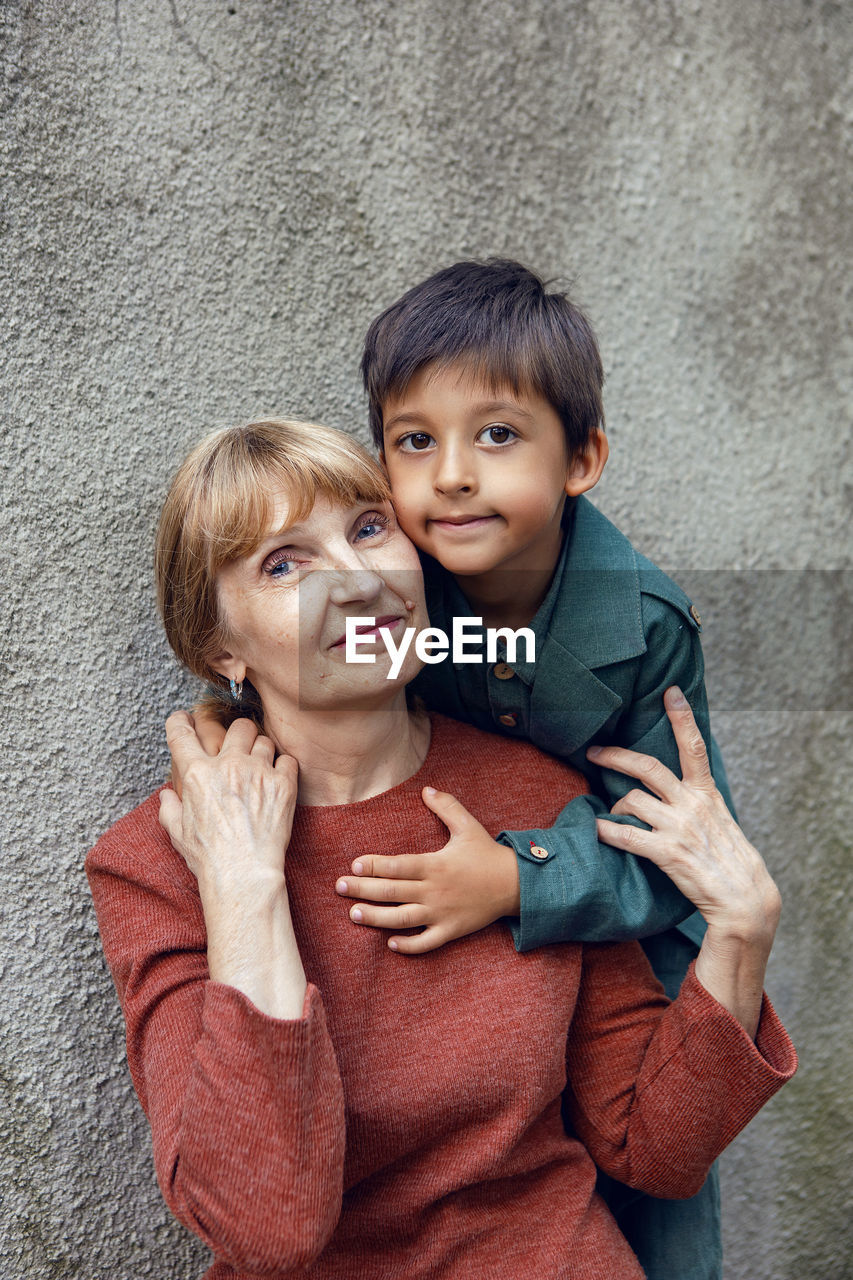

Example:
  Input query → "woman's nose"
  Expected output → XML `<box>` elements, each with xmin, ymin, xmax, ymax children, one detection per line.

<box><xmin>434</xmin><ymin>445</ymin><xmax>477</xmax><ymax>496</ymax></box>
<box><xmin>326</xmin><ymin>564</ymin><xmax>384</xmax><ymax>607</ymax></box>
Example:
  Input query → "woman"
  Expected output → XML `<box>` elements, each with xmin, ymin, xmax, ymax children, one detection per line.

<box><xmin>87</xmin><ymin>419</ymin><xmax>795</xmax><ymax>1280</ymax></box>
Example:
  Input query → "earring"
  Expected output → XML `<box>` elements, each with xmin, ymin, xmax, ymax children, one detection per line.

<box><xmin>229</xmin><ymin>678</ymin><xmax>243</xmax><ymax>701</ymax></box>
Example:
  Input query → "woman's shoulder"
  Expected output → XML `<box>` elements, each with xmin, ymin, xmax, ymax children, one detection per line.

<box><xmin>85</xmin><ymin>786</ymin><xmax>194</xmax><ymax>895</ymax></box>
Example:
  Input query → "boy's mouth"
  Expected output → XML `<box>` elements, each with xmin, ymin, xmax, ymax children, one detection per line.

<box><xmin>429</xmin><ymin>515</ymin><xmax>500</xmax><ymax>531</ymax></box>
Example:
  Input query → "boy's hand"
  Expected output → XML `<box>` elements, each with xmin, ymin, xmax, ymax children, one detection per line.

<box><xmin>334</xmin><ymin>787</ymin><xmax>520</xmax><ymax>954</ymax></box>
<box><xmin>168</xmin><ymin>705</ymin><xmax>228</xmax><ymax>799</ymax></box>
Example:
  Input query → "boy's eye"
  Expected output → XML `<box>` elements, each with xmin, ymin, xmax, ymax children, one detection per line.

<box><xmin>478</xmin><ymin>424</ymin><xmax>517</xmax><ymax>446</ymax></box>
<box><xmin>397</xmin><ymin>432</ymin><xmax>435</xmax><ymax>452</ymax></box>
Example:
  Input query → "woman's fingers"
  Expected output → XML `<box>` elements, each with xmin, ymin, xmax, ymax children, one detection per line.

<box><xmin>191</xmin><ymin>704</ymin><xmax>228</xmax><ymax>756</ymax></box>
<box><xmin>664</xmin><ymin>686</ymin><xmax>716</xmax><ymax>791</ymax></box>
<box><xmin>165</xmin><ymin>711</ymin><xmax>208</xmax><ymax>774</ymax></box>
<box><xmin>219</xmin><ymin>717</ymin><xmax>261</xmax><ymax>756</ymax></box>
<box><xmin>158</xmin><ymin>788</ymin><xmax>183</xmax><ymax>849</ymax></box>
<box><xmin>251</xmin><ymin>734</ymin><xmax>276</xmax><ymax>765</ymax></box>
<box><xmin>587</xmin><ymin>742</ymin><xmax>681</xmax><ymax>803</ymax></box>
<box><xmin>609</xmin><ymin>789</ymin><xmax>669</xmax><ymax>828</ymax></box>
<box><xmin>595</xmin><ymin>817</ymin><xmax>663</xmax><ymax>861</ymax></box>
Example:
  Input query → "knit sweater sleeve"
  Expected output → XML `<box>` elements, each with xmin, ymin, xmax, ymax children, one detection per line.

<box><xmin>564</xmin><ymin>942</ymin><xmax>797</xmax><ymax>1198</ymax></box>
<box><xmin>85</xmin><ymin>795</ymin><xmax>345</xmax><ymax>1275</ymax></box>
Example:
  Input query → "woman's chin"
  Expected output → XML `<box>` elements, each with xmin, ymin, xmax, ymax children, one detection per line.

<box><xmin>261</xmin><ymin>658</ymin><xmax>423</xmax><ymax>719</ymax></box>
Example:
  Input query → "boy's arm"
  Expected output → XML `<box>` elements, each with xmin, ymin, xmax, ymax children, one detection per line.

<box><xmin>337</xmin><ymin>596</ymin><xmax>733</xmax><ymax>953</ymax></box>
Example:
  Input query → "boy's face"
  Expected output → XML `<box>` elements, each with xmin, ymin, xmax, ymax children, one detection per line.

<box><xmin>381</xmin><ymin>362</ymin><xmax>602</xmax><ymax>581</ymax></box>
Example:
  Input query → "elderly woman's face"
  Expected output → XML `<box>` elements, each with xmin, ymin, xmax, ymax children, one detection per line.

<box><xmin>214</xmin><ymin>491</ymin><xmax>429</xmax><ymax>713</ymax></box>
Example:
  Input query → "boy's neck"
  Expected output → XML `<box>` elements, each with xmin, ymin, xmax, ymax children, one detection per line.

<box><xmin>451</xmin><ymin>556</ymin><xmax>559</xmax><ymax>631</ymax></box>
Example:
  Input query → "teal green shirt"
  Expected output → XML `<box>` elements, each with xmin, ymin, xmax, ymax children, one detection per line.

<box><xmin>411</xmin><ymin>495</ymin><xmax>735</xmax><ymax>953</ymax></box>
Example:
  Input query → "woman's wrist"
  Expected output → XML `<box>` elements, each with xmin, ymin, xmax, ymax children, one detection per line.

<box><xmin>693</xmin><ymin>917</ymin><xmax>777</xmax><ymax>1040</ymax></box>
<box><xmin>201</xmin><ymin>867</ymin><xmax>307</xmax><ymax>1021</ymax></box>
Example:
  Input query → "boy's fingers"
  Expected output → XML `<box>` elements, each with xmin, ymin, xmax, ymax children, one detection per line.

<box><xmin>347</xmin><ymin>853</ymin><xmax>429</xmax><ymax>881</ymax></box>
<box><xmin>420</xmin><ymin>787</ymin><xmax>477</xmax><ymax>836</ymax></box>
<box><xmin>388</xmin><ymin>925</ymin><xmax>448</xmax><ymax>955</ymax></box>
<box><xmin>664</xmin><ymin>687</ymin><xmax>715</xmax><ymax>791</ymax></box>
<box><xmin>336</xmin><ymin>875</ymin><xmax>422</xmax><ymax>903</ymax></box>
<box><xmin>347</xmin><ymin>902</ymin><xmax>430</xmax><ymax>930</ymax></box>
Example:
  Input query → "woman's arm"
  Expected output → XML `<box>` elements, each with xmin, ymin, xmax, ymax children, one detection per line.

<box><xmin>159</xmin><ymin>713</ymin><xmax>306</xmax><ymax>1019</ymax></box>
<box><xmin>86</xmin><ymin>717</ymin><xmax>345</xmax><ymax>1272</ymax></box>
<box><xmin>564</xmin><ymin>939</ymin><xmax>795</xmax><ymax>1198</ymax></box>
<box><xmin>587</xmin><ymin>686</ymin><xmax>782</xmax><ymax>1037</ymax></box>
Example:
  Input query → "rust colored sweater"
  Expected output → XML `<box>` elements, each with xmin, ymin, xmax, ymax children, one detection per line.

<box><xmin>87</xmin><ymin>715</ymin><xmax>795</xmax><ymax>1279</ymax></box>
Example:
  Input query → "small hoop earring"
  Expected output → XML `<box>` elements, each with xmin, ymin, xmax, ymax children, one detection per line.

<box><xmin>229</xmin><ymin>678</ymin><xmax>243</xmax><ymax>701</ymax></box>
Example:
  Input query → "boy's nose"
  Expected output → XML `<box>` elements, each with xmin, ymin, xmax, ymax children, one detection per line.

<box><xmin>433</xmin><ymin>446</ymin><xmax>478</xmax><ymax>496</ymax></box>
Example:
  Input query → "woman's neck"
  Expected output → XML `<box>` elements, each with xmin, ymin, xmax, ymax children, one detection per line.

<box><xmin>263</xmin><ymin>695</ymin><xmax>431</xmax><ymax>806</ymax></box>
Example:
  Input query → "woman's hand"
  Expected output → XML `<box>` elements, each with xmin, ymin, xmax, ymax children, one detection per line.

<box><xmin>167</xmin><ymin>704</ymin><xmax>229</xmax><ymax>799</ymax></box>
<box><xmin>159</xmin><ymin>713</ymin><xmax>306</xmax><ymax>1019</ymax></box>
<box><xmin>160</xmin><ymin>714</ymin><xmax>297</xmax><ymax>891</ymax></box>
<box><xmin>588</xmin><ymin>687</ymin><xmax>782</xmax><ymax>1036</ymax></box>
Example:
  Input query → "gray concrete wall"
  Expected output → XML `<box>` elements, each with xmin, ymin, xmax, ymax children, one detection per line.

<box><xmin>2</xmin><ymin>2</ymin><xmax>850</xmax><ymax>1276</ymax></box>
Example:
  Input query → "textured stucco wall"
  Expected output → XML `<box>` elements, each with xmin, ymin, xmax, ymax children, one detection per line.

<box><xmin>2</xmin><ymin>2</ymin><xmax>851</xmax><ymax>1277</ymax></box>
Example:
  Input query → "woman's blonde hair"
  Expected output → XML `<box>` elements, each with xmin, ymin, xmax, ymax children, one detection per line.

<box><xmin>155</xmin><ymin>418</ymin><xmax>391</xmax><ymax>722</ymax></box>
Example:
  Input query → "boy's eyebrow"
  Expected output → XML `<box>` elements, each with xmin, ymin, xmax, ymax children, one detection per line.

<box><xmin>384</xmin><ymin>400</ymin><xmax>535</xmax><ymax>431</ymax></box>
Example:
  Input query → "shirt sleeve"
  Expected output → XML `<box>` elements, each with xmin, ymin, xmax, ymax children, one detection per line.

<box><xmin>504</xmin><ymin>595</ymin><xmax>730</xmax><ymax>950</ymax></box>
<box><xmin>85</xmin><ymin>801</ymin><xmax>345</xmax><ymax>1274</ymax></box>
<box><xmin>564</xmin><ymin>942</ymin><xmax>797</xmax><ymax>1198</ymax></box>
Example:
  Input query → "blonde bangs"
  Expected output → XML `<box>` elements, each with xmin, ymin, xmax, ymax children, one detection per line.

<box><xmin>191</xmin><ymin>422</ymin><xmax>391</xmax><ymax>575</ymax></box>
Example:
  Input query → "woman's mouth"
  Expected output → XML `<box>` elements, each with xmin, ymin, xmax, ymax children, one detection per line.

<box><xmin>331</xmin><ymin>615</ymin><xmax>404</xmax><ymax>649</ymax></box>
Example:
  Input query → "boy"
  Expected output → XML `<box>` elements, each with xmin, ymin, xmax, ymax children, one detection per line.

<box><xmin>337</xmin><ymin>259</ymin><xmax>735</xmax><ymax>1280</ymax></box>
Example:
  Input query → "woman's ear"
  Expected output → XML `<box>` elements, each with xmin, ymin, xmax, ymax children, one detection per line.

<box><xmin>209</xmin><ymin>649</ymin><xmax>247</xmax><ymax>687</ymax></box>
<box><xmin>564</xmin><ymin>428</ymin><xmax>609</xmax><ymax>498</ymax></box>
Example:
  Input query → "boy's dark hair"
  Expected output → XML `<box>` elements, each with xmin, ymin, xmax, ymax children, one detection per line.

<box><xmin>361</xmin><ymin>258</ymin><xmax>604</xmax><ymax>456</ymax></box>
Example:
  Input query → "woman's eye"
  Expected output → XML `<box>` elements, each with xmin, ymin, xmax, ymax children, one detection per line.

<box><xmin>263</xmin><ymin>551</ymin><xmax>301</xmax><ymax>578</ymax></box>
<box><xmin>479</xmin><ymin>424</ymin><xmax>516</xmax><ymax>446</ymax></box>
<box><xmin>398</xmin><ymin>432</ymin><xmax>435</xmax><ymax>452</ymax></box>
<box><xmin>354</xmin><ymin>512</ymin><xmax>390</xmax><ymax>541</ymax></box>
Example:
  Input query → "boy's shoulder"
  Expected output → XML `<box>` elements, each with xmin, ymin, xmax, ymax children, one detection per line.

<box><xmin>547</xmin><ymin>496</ymin><xmax>702</xmax><ymax>670</ymax></box>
